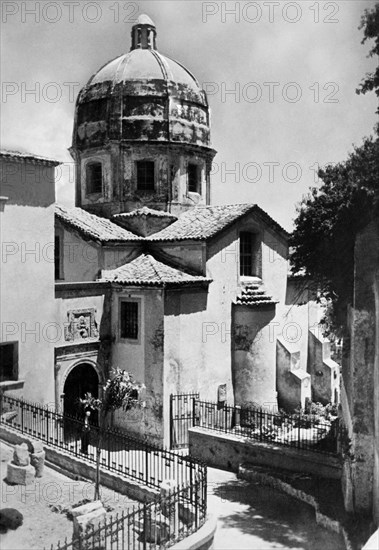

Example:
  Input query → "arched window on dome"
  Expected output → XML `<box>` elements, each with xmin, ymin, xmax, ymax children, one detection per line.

<box><xmin>86</xmin><ymin>162</ymin><xmax>103</xmax><ymax>195</ymax></box>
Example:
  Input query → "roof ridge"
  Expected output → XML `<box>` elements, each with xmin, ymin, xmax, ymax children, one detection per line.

<box><xmin>145</xmin><ymin>254</ymin><xmax>164</xmax><ymax>283</ymax></box>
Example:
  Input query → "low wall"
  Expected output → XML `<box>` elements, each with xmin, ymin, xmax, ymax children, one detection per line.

<box><xmin>0</xmin><ymin>425</ymin><xmax>157</xmax><ymax>503</ymax></box>
<box><xmin>172</xmin><ymin>515</ymin><xmax>217</xmax><ymax>550</ymax></box>
<box><xmin>189</xmin><ymin>427</ymin><xmax>342</xmax><ymax>479</ymax></box>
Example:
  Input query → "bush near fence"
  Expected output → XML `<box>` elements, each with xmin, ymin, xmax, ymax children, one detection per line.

<box><xmin>193</xmin><ymin>400</ymin><xmax>341</xmax><ymax>455</ymax></box>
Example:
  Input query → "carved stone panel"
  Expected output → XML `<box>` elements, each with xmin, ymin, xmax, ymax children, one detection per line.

<box><xmin>64</xmin><ymin>308</ymin><xmax>99</xmax><ymax>342</ymax></box>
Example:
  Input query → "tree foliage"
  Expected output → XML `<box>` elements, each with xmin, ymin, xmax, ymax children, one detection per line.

<box><xmin>79</xmin><ymin>369</ymin><xmax>145</xmax><ymax>500</ymax></box>
<box><xmin>290</xmin><ymin>4</ymin><xmax>379</xmax><ymax>335</ymax></box>
<box><xmin>290</xmin><ymin>136</ymin><xmax>379</xmax><ymax>334</ymax></box>
<box><xmin>356</xmin><ymin>2</ymin><xmax>379</xmax><ymax>114</ymax></box>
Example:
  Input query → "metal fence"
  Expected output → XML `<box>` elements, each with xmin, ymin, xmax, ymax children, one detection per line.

<box><xmin>0</xmin><ymin>392</ymin><xmax>207</xmax><ymax>550</ymax></box>
<box><xmin>47</xmin><ymin>478</ymin><xmax>206</xmax><ymax>550</ymax></box>
<box><xmin>194</xmin><ymin>400</ymin><xmax>341</xmax><ymax>455</ymax></box>
<box><xmin>170</xmin><ymin>392</ymin><xmax>199</xmax><ymax>450</ymax></box>
<box><xmin>0</xmin><ymin>393</ymin><xmax>204</xmax><ymax>489</ymax></box>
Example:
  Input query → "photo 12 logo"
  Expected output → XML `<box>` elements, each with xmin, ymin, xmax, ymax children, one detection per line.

<box><xmin>1</xmin><ymin>2</ymin><xmax>140</xmax><ymax>24</ymax></box>
<box><xmin>202</xmin><ymin>2</ymin><xmax>340</xmax><ymax>24</ymax></box>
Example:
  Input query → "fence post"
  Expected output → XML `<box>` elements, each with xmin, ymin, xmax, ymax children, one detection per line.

<box><xmin>145</xmin><ymin>448</ymin><xmax>149</xmax><ymax>486</ymax></box>
<box><xmin>142</xmin><ymin>505</ymin><xmax>147</xmax><ymax>550</ymax></box>
<box><xmin>192</xmin><ymin>397</ymin><xmax>197</xmax><ymax>427</ymax></box>
<box><xmin>169</xmin><ymin>394</ymin><xmax>173</xmax><ymax>449</ymax></box>
<box><xmin>46</xmin><ymin>409</ymin><xmax>49</xmax><ymax>444</ymax></box>
<box><xmin>298</xmin><ymin>416</ymin><xmax>301</xmax><ymax>450</ymax></box>
<box><xmin>21</xmin><ymin>400</ymin><xmax>24</xmax><ymax>434</ymax></box>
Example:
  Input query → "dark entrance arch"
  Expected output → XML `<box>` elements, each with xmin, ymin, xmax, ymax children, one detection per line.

<box><xmin>63</xmin><ymin>363</ymin><xmax>99</xmax><ymax>422</ymax></box>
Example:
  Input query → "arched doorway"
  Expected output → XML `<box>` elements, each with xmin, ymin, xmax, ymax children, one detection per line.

<box><xmin>63</xmin><ymin>363</ymin><xmax>99</xmax><ymax>422</ymax></box>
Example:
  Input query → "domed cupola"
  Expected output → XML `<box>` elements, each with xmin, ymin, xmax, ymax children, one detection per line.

<box><xmin>70</xmin><ymin>15</ymin><xmax>216</xmax><ymax>218</ymax></box>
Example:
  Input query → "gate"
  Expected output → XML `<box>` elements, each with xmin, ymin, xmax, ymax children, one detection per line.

<box><xmin>170</xmin><ymin>392</ymin><xmax>199</xmax><ymax>449</ymax></box>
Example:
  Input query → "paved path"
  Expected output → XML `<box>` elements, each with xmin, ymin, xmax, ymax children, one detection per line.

<box><xmin>207</xmin><ymin>468</ymin><xmax>345</xmax><ymax>550</ymax></box>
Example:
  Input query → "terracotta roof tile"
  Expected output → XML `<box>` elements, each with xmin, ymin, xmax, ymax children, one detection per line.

<box><xmin>148</xmin><ymin>204</ymin><xmax>289</xmax><ymax>241</ymax></box>
<box><xmin>113</xmin><ymin>207</ymin><xmax>177</xmax><ymax>219</ymax></box>
<box><xmin>235</xmin><ymin>284</ymin><xmax>278</xmax><ymax>307</ymax></box>
<box><xmin>55</xmin><ymin>204</ymin><xmax>142</xmax><ymax>243</ymax></box>
<box><xmin>0</xmin><ymin>149</ymin><xmax>61</xmax><ymax>166</ymax></box>
<box><xmin>100</xmin><ymin>253</ymin><xmax>211</xmax><ymax>286</ymax></box>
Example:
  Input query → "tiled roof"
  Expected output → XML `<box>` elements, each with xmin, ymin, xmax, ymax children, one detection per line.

<box><xmin>113</xmin><ymin>207</ymin><xmax>177</xmax><ymax>219</ymax></box>
<box><xmin>55</xmin><ymin>204</ymin><xmax>142</xmax><ymax>243</ymax></box>
<box><xmin>235</xmin><ymin>284</ymin><xmax>278</xmax><ymax>307</ymax></box>
<box><xmin>148</xmin><ymin>204</ymin><xmax>289</xmax><ymax>241</ymax></box>
<box><xmin>100</xmin><ymin>253</ymin><xmax>211</xmax><ymax>287</ymax></box>
<box><xmin>0</xmin><ymin>149</ymin><xmax>61</xmax><ymax>166</ymax></box>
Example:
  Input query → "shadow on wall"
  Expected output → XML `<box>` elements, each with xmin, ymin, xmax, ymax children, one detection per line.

<box><xmin>164</xmin><ymin>289</ymin><xmax>209</xmax><ymax>316</ymax></box>
<box><xmin>232</xmin><ymin>305</ymin><xmax>276</xmax><ymax>406</ymax></box>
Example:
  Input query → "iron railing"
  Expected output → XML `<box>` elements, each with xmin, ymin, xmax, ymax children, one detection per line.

<box><xmin>170</xmin><ymin>392</ymin><xmax>199</xmax><ymax>450</ymax></box>
<box><xmin>47</xmin><ymin>478</ymin><xmax>207</xmax><ymax>550</ymax></box>
<box><xmin>0</xmin><ymin>393</ymin><xmax>207</xmax><ymax>550</ymax></box>
<box><xmin>0</xmin><ymin>393</ymin><xmax>204</xmax><ymax>489</ymax></box>
<box><xmin>193</xmin><ymin>400</ymin><xmax>341</xmax><ymax>455</ymax></box>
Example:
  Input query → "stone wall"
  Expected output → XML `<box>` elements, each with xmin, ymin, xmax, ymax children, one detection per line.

<box><xmin>341</xmin><ymin>219</ymin><xmax>379</xmax><ymax>521</ymax></box>
<box><xmin>189</xmin><ymin>427</ymin><xmax>342</xmax><ymax>479</ymax></box>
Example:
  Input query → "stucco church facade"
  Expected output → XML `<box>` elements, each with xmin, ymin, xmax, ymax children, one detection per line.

<box><xmin>1</xmin><ymin>15</ymin><xmax>340</xmax><ymax>446</ymax></box>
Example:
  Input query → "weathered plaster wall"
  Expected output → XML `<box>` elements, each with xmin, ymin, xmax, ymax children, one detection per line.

<box><xmin>284</xmin><ymin>280</ymin><xmax>319</xmax><ymax>372</ymax></box>
<box><xmin>0</xmin><ymin>158</ymin><xmax>56</xmax><ymax>403</ymax></box>
<box><xmin>308</xmin><ymin>329</ymin><xmax>340</xmax><ymax>404</ymax></box>
<box><xmin>56</xmin><ymin>222</ymin><xmax>140</xmax><ymax>281</ymax></box>
<box><xmin>56</xmin><ymin>222</ymin><xmax>101</xmax><ymax>282</ymax></box>
<box><xmin>102</xmin><ymin>245</ymin><xmax>141</xmax><ymax>271</ymax></box>
<box><xmin>54</xmin><ymin>285</ymin><xmax>112</xmax><ymax>410</ymax></box>
<box><xmin>74</xmin><ymin>141</ymin><xmax>213</xmax><ymax>218</ymax></box>
<box><xmin>341</xmin><ymin>220</ymin><xmax>379</xmax><ymax>518</ymax></box>
<box><xmin>227</xmin><ymin>221</ymin><xmax>289</xmax><ymax>409</ymax></box>
<box><xmin>149</xmin><ymin>242</ymin><xmax>205</xmax><ymax>274</ymax></box>
<box><xmin>163</xmin><ymin>287</ymin><xmax>211</xmax><ymax>447</ymax></box>
<box><xmin>374</xmin><ymin>273</ymin><xmax>379</xmax><ymax>526</ymax></box>
<box><xmin>276</xmin><ymin>337</ymin><xmax>311</xmax><ymax>411</ymax></box>
<box><xmin>233</xmin><ymin>305</ymin><xmax>277</xmax><ymax>408</ymax></box>
<box><xmin>189</xmin><ymin>427</ymin><xmax>342</xmax><ymax>479</ymax></box>
<box><xmin>111</xmin><ymin>286</ymin><xmax>165</xmax><ymax>443</ymax></box>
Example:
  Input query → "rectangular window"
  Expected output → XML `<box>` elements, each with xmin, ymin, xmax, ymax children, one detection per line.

<box><xmin>137</xmin><ymin>161</ymin><xmax>155</xmax><ymax>191</ymax></box>
<box><xmin>120</xmin><ymin>301</ymin><xmax>139</xmax><ymax>340</ymax></box>
<box><xmin>188</xmin><ymin>163</ymin><xmax>199</xmax><ymax>193</ymax></box>
<box><xmin>240</xmin><ymin>232</ymin><xmax>254</xmax><ymax>276</ymax></box>
<box><xmin>86</xmin><ymin>163</ymin><xmax>102</xmax><ymax>194</ymax></box>
<box><xmin>55</xmin><ymin>234</ymin><xmax>61</xmax><ymax>280</ymax></box>
<box><xmin>0</xmin><ymin>342</ymin><xmax>18</xmax><ymax>382</ymax></box>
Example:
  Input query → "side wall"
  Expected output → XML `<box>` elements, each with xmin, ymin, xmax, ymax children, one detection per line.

<box><xmin>0</xmin><ymin>158</ymin><xmax>56</xmax><ymax>403</ymax></box>
<box><xmin>111</xmin><ymin>286</ymin><xmax>165</xmax><ymax>444</ymax></box>
<box><xmin>341</xmin><ymin>220</ymin><xmax>379</xmax><ymax>518</ymax></box>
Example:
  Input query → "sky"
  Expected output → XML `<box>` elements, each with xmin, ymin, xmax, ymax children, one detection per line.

<box><xmin>1</xmin><ymin>0</ymin><xmax>378</xmax><ymax>231</ymax></box>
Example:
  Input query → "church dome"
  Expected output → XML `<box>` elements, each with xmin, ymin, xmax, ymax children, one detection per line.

<box><xmin>73</xmin><ymin>15</ymin><xmax>211</xmax><ymax>150</ymax></box>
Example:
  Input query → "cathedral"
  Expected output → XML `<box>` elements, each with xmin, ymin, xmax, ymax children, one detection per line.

<box><xmin>0</xmin><ymin>15</ymin><xmax>340</xmax><ymax>446</ymax></box>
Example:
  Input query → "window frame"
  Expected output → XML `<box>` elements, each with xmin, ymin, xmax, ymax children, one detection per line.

<box><xmin>86</xmin><ymin>162</ymin><xmax>103</xmax><ymax>195</ymax></box>
<box><xmin>54</xmin><ymin>232</ymin><xmax>64</xmax><ymax>281</ymax></box>
<box><xmin>119</xmin><ymin>298</ymin><xmax>141</xmax><ymax>344</ymax></box>
<box><xmin>239</xmin><ymin>231</ymin><xmax>260</xmax><ymax>278</ymax></box>
<box><xmin>187</xmin><ymin>163</ymin><xmax>200</xmax><ymax>194</ymax></box>
<box><xmin>0</xmin><ymin>341</ymin><xmax>19</xmax><ymax>382</ymax></box>
<box><xmin>136</xmin><ymin>160</ymin><xmax>155</xmax><ymax>192</ymax></box>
